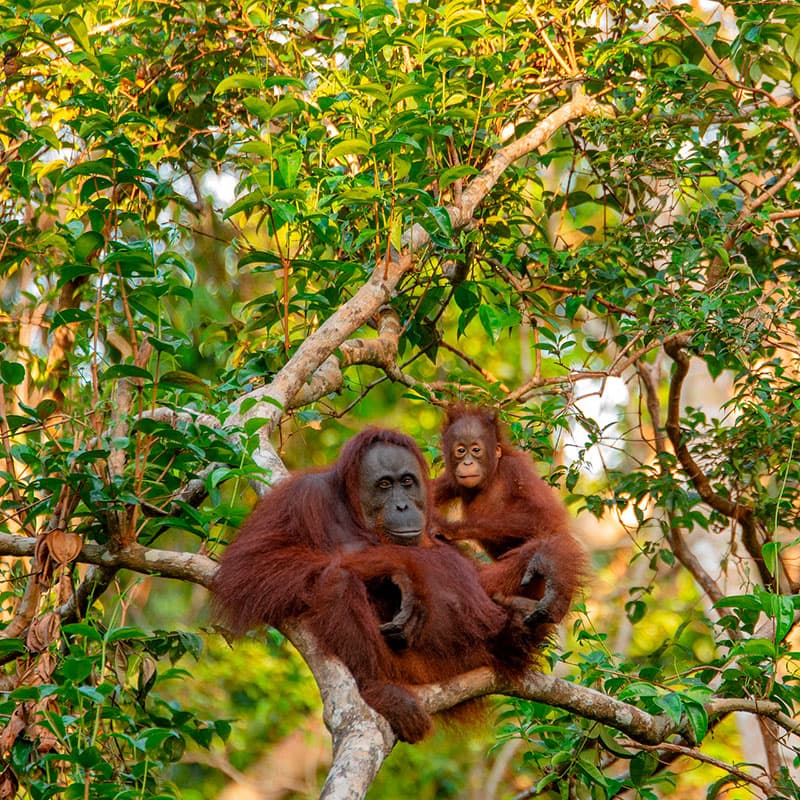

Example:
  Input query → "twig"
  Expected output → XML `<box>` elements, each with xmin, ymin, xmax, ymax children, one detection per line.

<box><xmin>631</xmin><ymin>740</ymin><xmax>774</xmax><ymax>796</ymax></box>
<box><xmin>438</xmin><ymin>340</ymin><xmax>510</xmax><ymax>392</ymax></box>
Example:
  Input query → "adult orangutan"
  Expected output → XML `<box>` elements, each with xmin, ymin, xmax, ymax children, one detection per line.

<box><xmin>433</xmin><ymin>404</ymin><xmax>585</xmax><ymax>629</ymax></box>
<box><xmin>212</xmin><ymin>427</ymin><xmax>549</xmax><ymax>743</ymax></box>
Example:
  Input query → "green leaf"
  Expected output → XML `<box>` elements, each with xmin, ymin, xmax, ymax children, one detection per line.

<box><xmin>390</xmin><ymin>83</ymin><xmax>431</xmax><ymax>104</ymax></box>
<box><xmin>74</xmin><ymin>231</ymin><xmax>104</xmax><ymax>262</ymax></box>
<box><xmin>159</xmin><ymin>370</ymin><xmax>211</xmax><ymax>398</ymax></box>
<box><xmin>624</xmin><ymin>599</ymin><xmax>646</xmax><ymax>623</ymax></box>
<box><xmin>0</xmin><ymin>638</ymin><xmax>26</xmax><ymax>656</ymax></box>
<box><xmin>424</xmin><ymin>36</ymin><xmax>467</xmax><ymax>54</ymax></box>
<box><xmin>478</xmin><ymin>305</ymin><xmax>502</xmax><ymax>343</ymax></box>
<box><xmin>242</xmin><ymin>96</ymin><xmax>273</xmax><ymax>120</ymax></box>
<box><xmin>340</xmin><ymin>186</ymin><xmax>381</xmax><ymax>202</ymax></box>
<box><xmin>577</xmin><ymin>754</ymin><xmax>608</xmax><ymax>787</ymax></box>
<box><xmin>224</xmin><ymin>189</ymin><xmax>268</xmax><ymax>218</ymax></box>
<box><xmin>599</xmin><ymin>726</ymin><xmax>634</xmax><ymax>758</ymax></box>
<box><xmin>423</xmin><ymin>205</ymin><xmax>452</xmax><ymax>239</ymax></box>
<box><xmin>438</xmin><ymin>164</ymin><xmax>479</xmax><ymax>189</ymax></box>
<box><xmin>270</xmin><ymin>96</ymin><xmax>301</xmax><ymax>117</ymax></box>
<box><xmin>57</xmin><ymin>264</ymin><xmax>98</xmax><ymax>287</ymax></box>
<box><xmin>564</xmin><ymin>295</ymin><xmax>582</xmax><ymax>320</ymax></box>
<box><xmin>62</xmin><ymin>622</ymin><xmax>103</xmax><ymax>642</ymax></box>
<box><xmin>0</xmin><ymin>360</ymin><xmax>25</xmax><ymax>385</ymax></box>
<box><xmin>757</xmin><ymin>590</ymin><xmax>794</xmax><ymax>642</ymax></box>
<box><xmin>629</xmin><ymin>752</ymin><xmax>657</xmax><ymax>786</ymax></box>
<box><xmin>328</xmin><ymin>138</ymin><xmax>371</xmax><ymax>161</ymax></box>
<box><xmin>263</xmin><ymin>76</ymin><xmax>307</xmax><ymax>90</ymax></box>
<box><xmin>732</xmin><ymin>638</ymin><xmax>778</xmax><ymax>658</ymax></box>
<box><xmin>61</xmin><ymin>656</ymin><xmax>95</xmax><ymax>683</ymax></box>
<box><xmin>77</xmin><ymin>685</ymin><xmax>106</xmax><ymax>703</ymax></box>
<box><xmin>214</xmin><ymin>73</ymin><xmax>262</xmax><ymax>95</ymax></box>
<box><xmin>63</xmin><ymin>13</ymin><xmax>98</xmax><ymax>67</ymax></box>
<box><xmin>618</xmin><ymin>681</ymin><xmax>660</xmax><ymax>701</ymax></box>
<box><xmin>683</xmin><ymin>700</ymin><xmax>708</xmax><ymax>743</ymax></box>
<box><xmin>277</xmin><ymin>151</ymin><xmax>303</xmax><ymax>188</ymax></box>
<box><xmin>655</xmin><ymin>692</ymin><xmax>683</xmax><ymax>725</ymax></box>
<box><xmin>714</xmin><ymin>594</ymin><xmax>762</xmax><ymax>612</ymax></box>
<box><xmin>531</xmin><ymin>772</ymin><xmax>560</xmax><ymax>794</ymax></box>
<box><xmin>762</xmin><ymin>541</ymin><xmax>780</xmax><ymax>577</ymax></box>
<box><xmin>99</xmin><ymin>364</ymin><xmax>153</xmax><ymax>382</ymax></box>
<box><xmin>32</xmin><ymin>125</ymin><xmax>60</xmax><ymax>148</ymax></box>
<box><xmin>105</xmin><ymin>626</ymin><xmax>149</xmax><ymax>643</ymax></box>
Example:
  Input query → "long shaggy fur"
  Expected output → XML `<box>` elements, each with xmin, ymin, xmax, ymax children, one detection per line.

<box><xmin>433</xmin><ymin>404</ymin><xmax>587</xmax><ymax>640</ymax></box>
<box><xmin>211</xmin><ymin>426</ymin><xmax>548</xmax><ymax>743</ymax></box>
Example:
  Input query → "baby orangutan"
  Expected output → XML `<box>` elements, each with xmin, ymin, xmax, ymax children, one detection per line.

<box><xmin>433</xmin><ymin>404</ymin><xmax>586</xmax><ymax>631</ymax></box>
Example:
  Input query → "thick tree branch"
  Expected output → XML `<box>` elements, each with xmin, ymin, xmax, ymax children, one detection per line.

<box><xmin>289</xmin><ymin>307</ymin><xmax>404</xmax><ymax>407</ymax></box>
<box><xmin>403</xmin><ymin>89</ymin><xmax>610</xmax><ymax>250</ymax></box>
<box><xmin>226</xmin><ymin>89</ymin><xmax>609</xmax><ymax>448</ymax></box>
<box><xmin>0</xmin><ymin>534</ymin><xmax>217</xmax><ymax>591</ymax></box>
<box><xmin>286</xmin><ymin>624</ymin><xmax>395</xmax><ymax>800</ymax></box>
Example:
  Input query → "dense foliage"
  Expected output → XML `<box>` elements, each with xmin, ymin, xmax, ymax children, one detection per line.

<box><xmin>1</xmin><ymin>0</ymin><xmax>799</xmax><ymax>797</ymax></box>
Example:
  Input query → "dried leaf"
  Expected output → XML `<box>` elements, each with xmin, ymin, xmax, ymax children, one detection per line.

<box><xmin>113</xmin><ymin>644</ymin><xmax>129</xmax><ymax>686</ymax></box>
<box><xmin>33</xmin><ymin>533</ymin><xmax>54</xmax><ymax>586</ymax></box>
<box><xmin>0</xmin><ymin>766</ymin><xmax>19</xmax><ymax>799</ymax></box>
<box><xmin>46</xmin><ymin>530</ymin><xmax>83</xmax><ymax>565</ymax></box>
<box><xmin>138</xmin><ymin>655</ymin><xmax>157</xmax><ymax>700</ymax></box>
<box><xmin>56</xmin><ymin>572</ymin><xmax>73</xmax><ymax>605</ymax></box>
<box><xmin>0</xmin><ymin>706</ymin><xmax>25</xmax><ymax>755</ymax></box>
<box><xmin>34</xmin><ymin>652</ymin><xmax>56</xmax><ymax>684</ymax></box>
<box><xmin>26</xmin><ymin>612</ymin><xmax>60</xmax><ymax>653</ymax></box>
<box><xmin>28</xmin><ymin>698</ymin><xmax>59</xmax><ymax>754</ymax></box>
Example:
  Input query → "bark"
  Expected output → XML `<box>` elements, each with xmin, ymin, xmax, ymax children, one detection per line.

<box><xmin>0</xmin><ymin>534</ymin><xmax>217</xmax><ymax>588</ymax></box>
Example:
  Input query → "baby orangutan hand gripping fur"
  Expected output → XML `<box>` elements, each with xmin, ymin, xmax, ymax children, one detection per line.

<box><xmin>433</xmin><ymin>405</ymin><xmax>586</xmax><ymax>634</ymax></box>
<box><xmin>212</xmin><ymin>428</ymin><xmax>558</xmax><ymax>743</ymax></box>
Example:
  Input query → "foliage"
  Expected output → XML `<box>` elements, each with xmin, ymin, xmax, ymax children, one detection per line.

<box><xmin>1</xmin><ymin>0</ymin><xmax>799</xmax><ymax>797</ymax></box>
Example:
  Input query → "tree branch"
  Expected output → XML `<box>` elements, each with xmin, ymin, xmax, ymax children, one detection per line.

<box><xmin>0</xmin><ymin>534</ymin><xmax>217</xmax><ymax>592</ymax></box>
<box><xmin>226</xmin><ymin>89</ymin><xmax>610</xmax><ymax>448</ymax></box>
<box><xmin>631</xmin><ymin>740</ymin><xmax>774</xmax><ymax>796</ymax></box>
<box><xmin>663</xmin><ymin>337</ymin><xmax>775</xmax><ymax>589</ymax></box>
<box><xmin>637</xmin><ymin>360</ymin><xmax>726</xmax><ymax>607</ymax></box>
<box><xmin>288</xmin><ymin>307</ymin><xmax>404</xmax><ymax>407</ymax></box>
<box><xmin>403</xmin><ymin>89</ymin><xmax>610</xmax><ymax>250</ymax></box>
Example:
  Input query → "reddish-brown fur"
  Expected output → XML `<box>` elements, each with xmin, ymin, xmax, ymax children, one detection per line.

<box><xmin>433</xmin><ymin>404</ymin><xmax>586</xmax><ymax>629</ymax></box>
<box><xmin>212</xmin><ymin>428</ymin><xmax>538</xmax><ymax>744</ymax></box>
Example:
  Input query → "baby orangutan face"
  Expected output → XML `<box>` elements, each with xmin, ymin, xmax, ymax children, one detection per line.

<box><xmin>445</xmin><ymin>417</ymin><xmax>501</xmax><ymax>491</ymax></box>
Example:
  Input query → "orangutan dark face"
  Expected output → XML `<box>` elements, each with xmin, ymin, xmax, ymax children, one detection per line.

<box><xmin>358</xmin><ymin>443</ymin><xmax>426</xmax><ymax>545</ymax></box>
